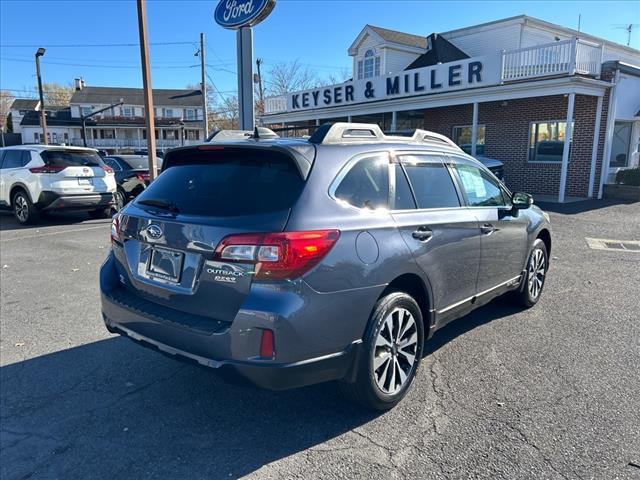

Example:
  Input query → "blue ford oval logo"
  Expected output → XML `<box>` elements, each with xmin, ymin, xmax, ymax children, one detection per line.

<box><xmin>214</xmin><ymin>0</ymin><xmax>275</xmax><ymax>29</ymax></box>
<box><xmin>146</xmin><ymin>224</ymin><xmax>163</xmax><ymax>239</ymax></box>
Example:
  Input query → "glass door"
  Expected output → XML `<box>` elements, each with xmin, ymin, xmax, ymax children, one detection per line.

<box><xmin>610</xmin><ymin>122</ymin><xmax>633</xmax><ymax>168</ymax></box>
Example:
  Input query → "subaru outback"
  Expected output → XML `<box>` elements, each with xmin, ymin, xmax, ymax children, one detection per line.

<box><xmin>100</xmin><ymin>123</ymin><xmax>551</xmax><ymax>410</ymax></box>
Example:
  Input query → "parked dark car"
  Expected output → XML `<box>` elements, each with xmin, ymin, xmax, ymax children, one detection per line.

<box><xmin>100</xmin><ymin>123</ymin><xmax>551</xmax><ymax>410</ymax></box>
<box><xmin>133</xmin><ymin>149</ymin><xmax>165</xmax><ymax>159</ymax></box>
<box><xmin>102</xmin><ymin>155</ymin><xmax>160</xmax><ymax>211</ymax></box>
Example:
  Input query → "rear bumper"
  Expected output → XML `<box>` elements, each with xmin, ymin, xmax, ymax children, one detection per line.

<box><xmin>105</xmin><ymin>320</ymin><xmax>360</xmax><ymax>390</ymax></box>
<box><xmin>100</xmin><ymin>253</ymin><xmax>376</xmax><ymax>390</ymax></box>
<box><xmin>37</xmin><ymin>191</ymin><xmax>114</xmax><ymax>211</ymax></box>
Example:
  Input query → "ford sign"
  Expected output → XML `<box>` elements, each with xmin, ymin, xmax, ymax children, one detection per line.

<box><xmin>214</xmin><ymin>0</ymin><xmax>275</xmax><ymax>29</ymax></box>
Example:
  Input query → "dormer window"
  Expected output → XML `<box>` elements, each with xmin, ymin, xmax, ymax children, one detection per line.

<box><xmin>357</xmin><ymin>49</ymin><xmax>380</xmax><ymax>80</ymax></box>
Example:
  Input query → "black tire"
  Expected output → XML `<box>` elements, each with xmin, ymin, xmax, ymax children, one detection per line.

<box><xmin>512</xmin><ymin>238</ymin><xmax>548</xmax><ymax>308</ymax></box>
<box><xmin>113</xmin><ymin>188</ymin><xmax>127</xmax><ymax>212</ymax></box>
<box><xmin>340</xmin><ymin>292</ymin><xmax>424</xmax><ymax>411</ymax></box>
<box><xmin>88</xmin><ymin>208</ymin><xmax>112</xmax><ymax>219</ymax></box>
<box><xmin>12</xmin><ymin>190</ymin><xmax>39</xmax><ymax>225</ymax></box>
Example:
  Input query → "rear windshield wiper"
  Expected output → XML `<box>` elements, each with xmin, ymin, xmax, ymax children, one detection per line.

<box><xmin>136</xmin><ymin>198</ymin><xmax>180</xmax><ymax>213</ymax></box>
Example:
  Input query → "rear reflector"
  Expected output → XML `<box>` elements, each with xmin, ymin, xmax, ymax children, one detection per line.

<box><xmin>102</xmin><ymin>165</ymin><xmax>114</xmax><ymax>174</ymax></box>
<box><xmin>215</xmin><ymin>230</ymin><xmax>340</xmax><ymax>280</ymax></box>
<box><xmin>259</xmin><ymin>329</ymin><xmax>275</xmax><ymax>358</ymax></box>
<box><xmin>29</xmin><ymin>165</ymin><xmax>65</xmax><ymax>174</ymax></box>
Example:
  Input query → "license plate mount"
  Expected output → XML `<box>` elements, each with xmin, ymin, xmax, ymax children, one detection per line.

<box><xmin>78</xmin><ymin>177</ymin><xmax>93</xmax><ymax>185</ymax></box>
<box><xmin>147</xmin><ymin>247</ymin><xmax>184</xmax><ymax>283</ymax></box>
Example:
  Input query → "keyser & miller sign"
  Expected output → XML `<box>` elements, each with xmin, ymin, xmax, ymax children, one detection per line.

<box><xmin>287</xmin><ymin>55</ymin><xmax>501</xmax><ymax>112</ymax></box>
<box><xmin>214</xmin><ymin>0</ymin><xmax>276</xmax><ymax>29</ymax></box>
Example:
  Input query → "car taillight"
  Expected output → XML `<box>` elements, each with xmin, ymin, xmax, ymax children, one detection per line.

<box><xmin>259</xmin><ymin>329</ymin><xmax>275</xmax><ymax>358</ymax></box>
<box><xmin>29</xmin><ymin>165</ymin><xmax>65</xmax><ymax>174</ymax></box>
<box><xmin>102</xmin><ymin>165</ymin><xmax>114</xmax><ymax>174</ymax></box>
<box><xmin>214</xmin><ymin>230</ymin><xmax>340</xmax><ymax>280</ymax></box>
<box><xmin>136</xmin><ymin>172</ymin><xmax>150</xmax><ymax>182</ymax></box>
<box><xmin>110</xmin><ymin>214</ymin><xmax>122</xmax><ymax>243</ymax></box>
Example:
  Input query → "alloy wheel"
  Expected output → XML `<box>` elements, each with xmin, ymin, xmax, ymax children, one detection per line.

<box><xmin>373</xmin><ymin>307</ymin><xmax>418</xmax><ymax>395</ymax></box>
<box><xmin>15</xmin><ymin>196</ymin><xmax>29</xmax><ymax>223</ymax></box>
<box><xmin>114</xmin><ymin>191</ymin><xmax>125</xmax><ymax>211</ymax></box>
<box><xmin>527</xmin><ymin>248</ymin><xmax>546</xmax><ymax>299</ymax></box>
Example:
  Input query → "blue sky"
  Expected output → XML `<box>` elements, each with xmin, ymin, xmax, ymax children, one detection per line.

<box><xmin>1</xmin><ymin>0</ymin><xmax>639</xmax><ymax>101</ymax></box>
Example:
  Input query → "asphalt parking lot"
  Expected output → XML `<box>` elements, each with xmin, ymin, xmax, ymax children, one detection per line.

<box><xmin>1</xmin><ymin>200</ymin><xmax>639</xmax><ymax>480</ymax></box>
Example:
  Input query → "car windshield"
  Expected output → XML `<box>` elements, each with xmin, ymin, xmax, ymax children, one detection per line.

<box><xmin>41</xmin><ymin>150</ymin><xmax>103</xmax><ymax>167</ymax></box>
<box><xmin>121</xmin><ymin>156</ymin><xmax>151</xmax><ymax>170</ymax></box>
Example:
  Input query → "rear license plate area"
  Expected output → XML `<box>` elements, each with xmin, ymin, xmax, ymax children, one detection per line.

<box><xmin>147</xmin><ymin>247</ymin><xmax>184</xmax><ymax>283</ymax></box>
<box><xmin>78</xmin><ymin>177</ymin><xmax>93</xmax><ymax>185</ymax></box>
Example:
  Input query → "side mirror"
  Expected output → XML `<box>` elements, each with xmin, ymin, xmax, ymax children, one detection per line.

<box><xmin>512</xmin><ymin>192</ymin><xmax>533</xmax><ymax>209</ymax></box>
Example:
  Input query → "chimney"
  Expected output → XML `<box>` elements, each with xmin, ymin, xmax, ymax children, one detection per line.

<box><xmin>74</xmin><ymin>78</ymin><xmax>83</xmax><ymax>91</ymax></box>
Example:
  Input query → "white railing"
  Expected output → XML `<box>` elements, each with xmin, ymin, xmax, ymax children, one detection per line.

<box><xmin>70</xmin><ymin>138</ymin><xmax>199</xmax><ymax>149</ymax></box>
<box><xmin>264</xmin><ymin>96</ymin><xmax>287</xmax><ymax>115</ymax></box>
<box><xmin>501</xmin><ymin>37</ymin><xmax>602</xmax><ymax>81</ymax></box>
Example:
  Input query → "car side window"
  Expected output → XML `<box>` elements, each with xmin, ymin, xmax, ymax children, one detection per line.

<box><xmin>393</xmin><ymin>165</ymin><xmax>416</xmax><ymax>209</ymax></box>
<box><xmin>0</xmin><ymin>151</ymin><xmax>5</xmax><ymax>169</ymax></box>
<box><xmin>334</xmin><ymin>154</ymin><xmax>389</xmax><ymax>209</ymax></box>
<box><xmin>104</xmin><ymin>158</ymin><xmax>122</xmax><ymax>171</ymax></box>
<box><xmin>20</xmin><ymin>151</ymin><xmax>32</xmax><ymax>167</ymax></box>
<box><xmin>2</xmin><ymin>150</ymin><xmax>23</xmax><ymax>169</ymax></box>
<box><xmin>453</xmin><ymin>163</ymin><xmax>507</xmax><ymax>207</ymax></box>
<box><xmin>399</xmin><ymin>156</ymin><xmax>460</xmax><ymax>209</ymax></box>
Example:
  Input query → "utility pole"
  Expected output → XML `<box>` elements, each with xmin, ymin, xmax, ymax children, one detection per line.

<box><xmin>256</xmin><ymin>58</ymin><xmax>265</xmax><ymax>116</ymax></box>
<box><xmin>35</xmin><ymin>48</ymin><xmax>48</xmax><ymax>145</ymax></box>
<box><xmin>136</xmin><ymin>0</ymin><xmax>157</xmax><ymax>180</ymax></box>
<box><xmin>200</xmin><ymin>32</ymin><xmax>209</xmax><ymax>138</ymax></box>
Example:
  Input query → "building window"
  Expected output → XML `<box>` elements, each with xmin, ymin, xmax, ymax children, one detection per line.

<box><xmin>165</xmin><ymin>108</ymin><xmax>173</xmax><ymax>118</ymax></box>
<box><xmin>528</xmin><ymin>121</ymin><xmax>573</xmax><ymax>162</ymax></box>
<box><xmin>185</xmin><ymin>109</ymin><xmax>195</xmax><ymax>120</ymax></box>
<box><xmin>34</xmin><ymin>132</ymin><xmax>39</xmax><ymax>143</ymax></box>
<box><xmin>63</xmin><ymin>133</ymin><xmax>69</xmax><ymax>143</ymax></box>
<box><xmin>123</xmin><ymin>107</ymin><xmax>132</xmax><ymax>117</ymax></box>
<box><xmin>81</xmin><ymin>106</ymin><xmax>92</xmax><ymax>116</ymax></box>
<box><xmin>452</xmin><ymin>125</ymin><xmax>486</xmax><ymax>156</ymax></box>
<box><xmin>186</xmin><ymin>130</ymin><xmax>199</xmax><ymax>140</ymax></box>
<box><xmin>361</xmin><ymin>49</ymin><xmax>380</xmax><ymax>79</ymax></box>
<box><xmin>610</xmin><ymin>121</ymin><xmax>633</xmax><ymax>168</ymax></box>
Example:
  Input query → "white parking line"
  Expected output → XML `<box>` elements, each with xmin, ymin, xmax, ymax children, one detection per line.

<box><xmin>0</xmin><ymin>224</ymin><xmax>108</xmax><ymax>242</ymax></box>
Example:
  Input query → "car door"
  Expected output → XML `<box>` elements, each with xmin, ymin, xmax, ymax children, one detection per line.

<box><xmin>449</xmin><ymin>157</ymin><xmax>528</xmax><ymax>294</ymax></box>
<box><xmin>0</xmin><ymin>150</ymin><xmax>29</xmax><ymax>203</ymax></box>
<box><xmin>390</xmin><ymin>153</ymin><xmax>481</xmax><ymax>314</ymax></box>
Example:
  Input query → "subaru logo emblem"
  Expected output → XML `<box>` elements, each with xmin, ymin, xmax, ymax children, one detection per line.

<box><xmin>146</xmin><ymin>224</ymin><xmax>163</xmax><ymax>239</ymax></box>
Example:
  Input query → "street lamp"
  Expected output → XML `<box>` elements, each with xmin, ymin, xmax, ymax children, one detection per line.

<box><xmin>35</xmin><ymin>48</ymin><xmax>48</xmax><ymax>144</ymax></box>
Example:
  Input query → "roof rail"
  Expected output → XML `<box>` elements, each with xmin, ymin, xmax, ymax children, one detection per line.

<box><xmin>308</xmin><ymin>122</ymin><xmax>463</xmax><ymax>152</ymax></box>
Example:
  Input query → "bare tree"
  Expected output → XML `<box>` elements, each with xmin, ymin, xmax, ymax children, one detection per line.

<box><xmin>265</xmin><ymin>60</ymin><xmax>320</xmax><ymax>96</ymax></box>
<box><xmin>322</xmin><ymin>68</ymin><xmax>352</xmax><ymax>86</ymax></box>
<box><xmin>187</xmin><ymin>82</ymin><xmax>239</xmax><ymax>130</ymax></box>
<box><xmin>40</xmin><ymin>82</ymin><xmax>74</xmax><ymax>107</ymax></box>
<box><xmin>0</xmin><ymin>90</ymin><xmax>14</xmax><ymax>133</ymax></box>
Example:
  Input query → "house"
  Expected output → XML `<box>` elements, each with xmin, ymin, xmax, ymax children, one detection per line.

<box><xmin>9</xmin><ymin>98</ymin><xmax>40</xmax><ymax>134</ymax></box>
<box><xmin>20</xmin><ymin>80</ymin><xmax>206</xmax><ymax>152</ymax></box>
<box><xmin>262</xmin><ymin>15</ymin><xmax>640</xmax><ymax>201</ymax></box>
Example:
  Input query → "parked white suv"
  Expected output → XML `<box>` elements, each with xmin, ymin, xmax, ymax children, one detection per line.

<box><xmin>0</xmin><ymin>145</ymin><xmax>116</xmax><ymax>224</ymax></box>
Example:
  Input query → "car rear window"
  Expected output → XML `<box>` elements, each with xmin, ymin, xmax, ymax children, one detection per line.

<box><xmin>121</xmin><ymin>156</ymin><xmax>151</xmax><ymax>170</ymax></box>
<box><xmin>41</xmin><ymin>150</ymin><xmax>103</xmax><ymax>167</ymax></box>
<box><xmin>135</xmin><ymin>151</ymin><xmax>304</xmax><ymax>217</ymax></box>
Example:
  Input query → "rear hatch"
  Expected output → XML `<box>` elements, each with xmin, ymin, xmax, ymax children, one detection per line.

<box><xmin>40</xmin><ymin>149</ymin><xmax>114</xmax><ymax>194</ymax></box>
<box><xmin>112</xmin><ymin>145</ymin><xmax>308</xmax><ymax>323</ymax></box>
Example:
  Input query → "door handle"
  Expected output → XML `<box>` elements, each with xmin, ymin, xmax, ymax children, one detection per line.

<box><xmin>481</xmin><ymin>223</ymin><xmax>498</xmax><ymax>235</ymax></box>
<box><xmin>412</xmin><ymin>226</ymin><xmax>433</xmax><ymax>242</ymax></box>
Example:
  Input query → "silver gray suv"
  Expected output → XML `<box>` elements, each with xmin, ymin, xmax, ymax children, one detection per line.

<box><xmin>100</xmin><ymin>123</ymin><xmax>551</xmax><ymax>410</ymax></box>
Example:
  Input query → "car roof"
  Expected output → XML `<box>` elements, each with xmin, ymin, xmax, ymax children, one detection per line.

<box><xmin>0</xmin><ymin>144</ymin><xmax>98</xmax><ymax>153</ymax></box>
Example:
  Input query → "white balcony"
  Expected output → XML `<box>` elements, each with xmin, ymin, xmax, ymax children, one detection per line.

<box><xmin>70</xmin><ymin>138</ymin><xmax>200</xmax><ymax>149</ymax></box>
<box><xmin>501</xmin><ymin>37</ymin><xmax>603</xmax><ymax>82</ymax></box>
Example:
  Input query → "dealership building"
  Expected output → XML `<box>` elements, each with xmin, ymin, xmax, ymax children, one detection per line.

<box><xmin>261</xmin><ymin>15</ymin><xmax>640</xmax><ymax>201</ymax></box>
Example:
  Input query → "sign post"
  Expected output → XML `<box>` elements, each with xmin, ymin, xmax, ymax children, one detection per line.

<box><xmin>214</xmin><ymin>0</ymin><xmax>276</xmax><ymax>130</ymax></box>
<box><xmin>236</xmin><ymin>26</ymin><xmax>254</xmax><ymax>129</ymax></box>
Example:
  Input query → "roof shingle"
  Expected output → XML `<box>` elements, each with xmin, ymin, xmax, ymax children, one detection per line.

<box><xmin>70</xmin><ymin>87</ymin><xmax>202</xmax><ymax>107</ymax></box>
<box><xmin>368</xmin><ymin>25</ymin><xmax>427</xmax><ymax>50</ymax></box>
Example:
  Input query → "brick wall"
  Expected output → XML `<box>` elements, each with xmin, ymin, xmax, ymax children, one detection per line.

<box><xmin>419</xmin><ymin>93</ymin><xmax>610</xmax><ymax>198</ymax></box>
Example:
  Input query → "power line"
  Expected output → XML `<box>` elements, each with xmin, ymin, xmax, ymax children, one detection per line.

<box><xmin>1</xmin><ymin>41</ymin><xmax>195</xmax><ymax>48</ymax></box>
<box><xmin>0</xmin><ymin>56</ymin><xmax>200</xmax><ymax>69</ymax></box>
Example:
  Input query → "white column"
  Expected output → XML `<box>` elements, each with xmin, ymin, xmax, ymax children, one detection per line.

<box><xmin>315</xmin><ymin>118</ymin><xmax>320</xmax><ymax>126</ymax></box>
<box><xmin>390</xmin><ymin>111</ymin><xmax>397</xmax><ymax>132</ymax></box>
<box><xmin>347</xmin><ymin>115</ymin><xmax>352</xmax><ymax>122</ymax></box>
<box><xmin>471</xmin><ymin>102</ymin><xmax>479</xmax><ymax>157</ymax></box>
<box><xmin>137</xmin><ymin>127</ymin><xmax>142</xmax><ymax>148</ymax></box>
<box><xmin>558</xmin><ymin>93</ymin><xmax>575</xmax><ymax>203</ymax></box>
<box><xmin>587</xmin><ymin>95</ymin><xmax>604</xmax><ymax>198</ymax></box>
<box><xmin>598</xmin><ymin>70</ymin><xmax>620</xmax><ymax>199</ymax></box>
